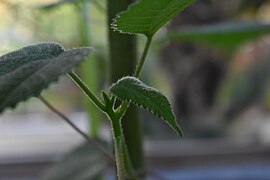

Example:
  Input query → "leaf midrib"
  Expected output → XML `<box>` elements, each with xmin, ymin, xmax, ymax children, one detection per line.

<box><xmin>150</xmin><ymin>0</ymin><xmax>190</xmax><ymax>35</ymax></box>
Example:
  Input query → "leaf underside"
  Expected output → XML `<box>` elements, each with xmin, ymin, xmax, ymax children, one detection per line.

<box><xmin>0</xmin><ymin>42</ymin><xmax>91</xmax><ymax>113</ymax></box>
<box><xmin>168</xmin><ymin>21</ymin><xmax>270</xmax><ymax>51</ymax></box>
<box><xmin>110</xmin><ymin>76</ymin><xmax>182</xmax><ymax>137</ymax></box>
<box><xmin>112</xmin><ymin>0</ymin><xmax>194</xmax><ymax>36</ymax></box>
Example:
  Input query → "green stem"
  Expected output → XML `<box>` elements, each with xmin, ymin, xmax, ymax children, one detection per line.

<box><xmin>107</xmin><ymin>0</ymin><xmax>147</xmax><ymax>177</ymax></box>
<box><xmin>134</xmin><ymin>35</ymin><xmax>153</xmax><ymax>77</ymax></box>
<box><xmin>69</xmin><ymin>70</ymin><xmax>135</xmax><ymax>178</ymax></box>
<box><xmin>112</xmin><ymin>35</ymin><xmax>154</xmax><ymax>179</ymax></box>
<box><xmin>68</xmin><ymin>71</ymin><xmax>106</xmax><ymax>112</ymax></box>
<box><xmin>112</xmin><ymin>122</ymin><xmax>126</xmax><ymax>180</ymax></box>
<box><xmin>117</xmin><ymin>101</ymin><xmax>129</xmax><ymax>119</ymax></box>
<box><xmin>106</xmin><ymin>108</ymin><xmax>126</xmax><ymax>180</ymax></box>
<box><xmin>104</xmin><ymin>101</ymin><xmax>134</xmax><ymax>179</ymax></box>
<box><xmin>39</xmin><ymin>96</ymin><xmax>114</xmax><ymax>162</ymax></box>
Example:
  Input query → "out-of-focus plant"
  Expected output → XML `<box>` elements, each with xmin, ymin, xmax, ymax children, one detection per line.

<box><xmin>3</xmin><ymin>0</ymin><xmax>270</xmax><ymax>179</ymax></box>
<box><xmin>167</xmin><ymin>21</ymin><xmax>270</xmax><ymax>52</ymax></box>
<box><xmin>166</xmin><ymin>20</ymin><xmax>270</xmax><ymax>121</ymax></box>
<box><xmin>37</xmin><ymin>0</ymin><xmax>105</xmax><ymax>138</ymax></box>
<box><xmin>0</xmin><ymin>0</ymin><xmax>194</xmax><ymax>179</ymax></box>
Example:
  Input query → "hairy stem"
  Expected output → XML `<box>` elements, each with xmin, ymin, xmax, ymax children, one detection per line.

<box><xmin>112</xmin><ymin>121</ymin><xmax>126</xmax><ymax>180</ymax></box>
<box><xmin>112</xmin><ymin>35</ymin><xmax>154</xmax><ymax>179</ymax></box>
<box><xmin>134</xmin><ymin>35</ymin><xmax>153</xmax><ymax>77</ymax></box>
<box><xmin>107</xmin><ymin>1</ymin><xmax>144</xmax><ymax>173</ymax></box>
<box><xmin>68</xmin><ymin>71</ymin><xmax>106</xmax><ymax>112</ymax></box>
<box><xmin>105</xmin><ymin>107</ymin><xmax>126</xmax><ymax>180</ymax></box>
<box><xmin>39</xmin><ymin>96</ymin><xmax>114</xmax><ymax>162</ymax></box>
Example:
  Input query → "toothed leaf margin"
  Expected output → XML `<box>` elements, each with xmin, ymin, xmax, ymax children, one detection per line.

<box><xmin>110</xmin><ymin>76</ymin><xmax>182</xmax><ymax>137</ymax></box>
<box><xmin>112</xmin><ymin>0</ymin><xmax>194</xmax><ymax>36</ymax></box>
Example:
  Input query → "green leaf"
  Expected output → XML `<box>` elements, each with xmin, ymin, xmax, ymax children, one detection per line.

<box><xmin>110</xmin><ymin>76</ymin><xmax>182</xmax><ymax>137</ymax></box>
<box><xmin>40</xmin><ymin>143</ymin><xmax>108</xmax><ymax>180</ymax></box>
<box><xmin>168</xmin><ymin>21</ymin><xmax>270</xmax><ymax>51</ymax></box>
<box><xmin>0</xmin><ymin>42</ymin><xmax>91</xmax><ymax>113</ymax></box>
<box><xmin>112</xmin><ymin>0</ymin><xmax>194</xmax><ymax>36</ymax></box>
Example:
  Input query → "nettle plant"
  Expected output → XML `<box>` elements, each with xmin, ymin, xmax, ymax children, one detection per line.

<box><xmin>0</xmin><ymin>0</ymin><xmax>194</xmax><ymax>179</ymax></box>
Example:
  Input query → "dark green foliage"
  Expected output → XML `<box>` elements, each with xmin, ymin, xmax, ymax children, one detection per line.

<box><xmin>112</xmin><ymin>0</ymin><xmax>194</xmax><ymax>36</ymax></box>
<box><xmin>110</xmin><ymin>76</ymin><xmax>183</xmax><ymax>137</ymax></box>
<box><xmin>0</xmin><ymin>42</ymin><xmax>91</xmax><ymax>113</ymax></box>
<box><xmin>0</xmin><ymin>43</ymin><xmax>64</xmax><ymax>76</ymax></box>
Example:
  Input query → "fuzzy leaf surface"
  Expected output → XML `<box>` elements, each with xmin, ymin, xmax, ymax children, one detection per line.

<box><xmin>0</xmin><ymin>42</ymin><xmax>91</xmax><ymax>113</ymax></box>
<box><xmin>168</xmin><ymin>21</ymin><xmax>270</xmax><ymax>51</ymax></box>
<box><xmin>112</xmin><ymin>0</ymin><xmax>194</xmax><ymax>36</ymax></box>
<box><xmin>110</xmin><ymin>76</ymin><xmax>182</xmax><ymax>137</ymax></box>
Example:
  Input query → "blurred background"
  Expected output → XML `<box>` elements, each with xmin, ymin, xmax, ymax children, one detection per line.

<box><xmin>2</xmin><ymin>0</ymin><xmax>270</xmax><ymax>179</ymax></box>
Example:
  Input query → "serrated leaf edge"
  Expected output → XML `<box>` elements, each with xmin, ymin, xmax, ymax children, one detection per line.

<box><xmin>110</xmin><ymin>76</ymin><xmax>183</xmax><ymax>137</ymax></box>
<box><xmin>111</xmin><ymin>0</ymin><xmax>142</xmax><ymax>36</ymax></box>
<box><xmin>111</xmin><ymin>0</ymin><xmax>194</xmax><ymax>37</ymax></box>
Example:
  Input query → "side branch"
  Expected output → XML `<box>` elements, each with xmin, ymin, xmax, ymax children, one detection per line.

<box><xmin>68</xmin><ymin>71</ymin><xmax>106</xmax><ymax>112</ymax></box>
<box><xmin>39</xmin><ymin>96</ymin><xmax>114</xmax><ymax>163</ymax></box>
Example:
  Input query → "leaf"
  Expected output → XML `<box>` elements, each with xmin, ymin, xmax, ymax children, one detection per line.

<box><xmin>0</xmin><ymin>42</ymin><xmax>91</xmax><ymax>113</ymax></box>
<box><xmin>168</xmin><ymin>21</ymin><xmax>270</xmax><ymax>51</ymax></box>
<box><xmin>40</xmin><ymin>143</ymin><xmax>108</xmax><ymax>180</ymax></box>
<box><xmin>110</xmin><ymin>76</ymin><xmax>182</xmax><ymax>137</ymax></box>
<box><xmin>112</xmin><ymin>0</ymin><xmax>194</xmax><ymax>36</ymax></box>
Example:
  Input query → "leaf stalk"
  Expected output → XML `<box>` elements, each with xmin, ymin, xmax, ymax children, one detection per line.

<box><xmin>134</xmin><ymin>35</ymin><xmax>153</xmax><ymax>77</ymax></box>
<box><xmin>68</xmin><ymin>71</ymin><xmax>106</xmax><ymax>112</ymax></box>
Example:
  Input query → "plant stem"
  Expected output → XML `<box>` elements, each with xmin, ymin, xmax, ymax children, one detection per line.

<box><xmin>106</xmin><ymin>108</ymin><xmax>126</xmax><ymax>180</ymax></box>
<box><xmin>111</xmin><ymin>35</ymin><xmax>155</xmax><ymax>180</ymax></box>
<box><xmin>117</xmin><ymin>101</ymin><xmax>129</xmax><ymax>119</ymax></box>
<box><xmin>112</xmin><ymin>121</ymin><xmax>126</xmax><ymax>180</ymax></box>
<box><xmin>107</xmin><ymin>0</ymin><xmax>144</xmax><ymax>176</ymax></box>
<box><xmin>68</xmin><ymin>71</ymin><xmax>106</xmax><ymax>112</ymax></box>
<box><xmin>134</xmin><ymin>35</ymin><xmax>153</xmax><ymax>77</ymax></box>
<box><xmin>39</xmin><ymin>96</ymin><xmax>114</xmax><ymax>162</ymax></box>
